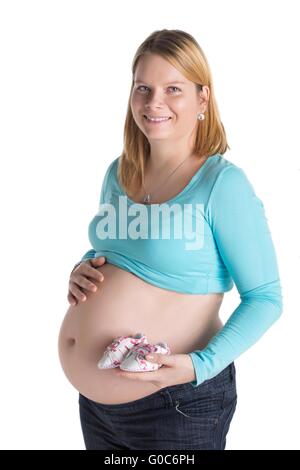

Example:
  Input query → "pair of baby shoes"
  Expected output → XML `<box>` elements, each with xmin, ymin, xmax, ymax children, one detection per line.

<box><xmin>97</xmin><ymin>333</ymin><xmax>171</xmax><ymax>372</ymax></box>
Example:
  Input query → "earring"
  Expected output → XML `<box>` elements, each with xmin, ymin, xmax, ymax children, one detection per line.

<box><xmin>197</xmin><ymin>113</ymin><xmax>205</xmax><ymax>120</ymax></box>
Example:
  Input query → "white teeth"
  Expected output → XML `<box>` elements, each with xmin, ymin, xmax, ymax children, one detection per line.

<box><xmin>144</xmin><ymin>115</ymin><xmax>171</xmax><ymax>122</ymax></box>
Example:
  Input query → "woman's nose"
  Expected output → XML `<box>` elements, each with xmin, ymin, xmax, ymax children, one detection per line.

<box><xmin>145</xmin><ymin>90</ymin><xmax>166</xmax><ymax>107</ymax></box>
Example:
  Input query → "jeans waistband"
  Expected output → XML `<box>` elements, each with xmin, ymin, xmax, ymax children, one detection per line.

<box><xmin>84</xmin><ymin>362</ymin><xmax>236</xmax><ymax>412</ymax></box>
<box><xmin>164</xmin><ymin>361</ymin><xmax>236</xmax><ymax>395</ymax></box>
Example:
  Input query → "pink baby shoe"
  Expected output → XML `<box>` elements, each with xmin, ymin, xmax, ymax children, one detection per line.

<box><xmin>119</xmin><ymin>341</ymin><xmax>171</xmax><ymax>372</ymax></box>
<box><xmin>97</xmin><ymin>333</ymin><xmax>148</xmax><ymax>369</ymax></box>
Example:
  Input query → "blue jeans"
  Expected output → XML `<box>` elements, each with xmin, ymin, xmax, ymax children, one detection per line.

<box><xmin>78</xmin><ymin>362</ymin><xmax>237</xmax><ymax>450</ymax></box>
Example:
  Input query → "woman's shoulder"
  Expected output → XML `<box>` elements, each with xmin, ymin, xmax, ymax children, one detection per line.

<box><xmin>208</xmin><ymin>153</ymin><xmax>252</xmax><ymax>191</ymax></box>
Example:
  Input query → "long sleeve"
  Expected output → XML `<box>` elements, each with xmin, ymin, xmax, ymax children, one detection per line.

<box><xmin>188</xmin><ymin>165</ymin><xmax>283</xmax><ymax>387</ymax></box>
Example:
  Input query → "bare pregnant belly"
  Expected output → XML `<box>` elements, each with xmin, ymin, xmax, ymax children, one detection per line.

<box><xmin>58</xmin><ymin>263</ymin><xmax>224</xmax><ymax>405</ymax></box>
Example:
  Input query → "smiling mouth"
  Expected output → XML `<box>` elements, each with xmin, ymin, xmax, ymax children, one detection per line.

<box><xmin>143</xmin><ymin>115</ymin><xmax>172</xmax><ymax>123</ymax></box>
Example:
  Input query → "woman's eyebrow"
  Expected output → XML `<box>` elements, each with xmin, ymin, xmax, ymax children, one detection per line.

<box><xmin>134</xmin><ymin>79</ymin><xmax>186</xmax><ymax>85</ymax></box>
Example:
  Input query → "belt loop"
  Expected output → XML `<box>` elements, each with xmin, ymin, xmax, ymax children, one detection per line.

<box><xmin>160</xmin><ymin>389</ymin><xmax>173</xmax><ymax>408</ymax></box>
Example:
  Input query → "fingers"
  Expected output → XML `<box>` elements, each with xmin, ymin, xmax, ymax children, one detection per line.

<box><xmin>69</xmin><ymin>269</ymin><xmax>104</xmax><ymax>303</ymax></box>
<box><xmin>81</xmin><ymin>263</ymin><xmax>104</xmax><ymax>282</ymax></box>
<box><xmin>69</xmin><ymin>283</ymin><xmax>87</xmax><ymax>302</ymax></box>
<box><xmin>68</xmin><ymin>257</ymin><xmax>106</xmax><ymax>305</ymax></box>
<box><xmin>68</xmin><ymin>291</ymin><xmax>78</xmax><ymax>306</ymax></box>
<box><xmin>75</xmin><ymin>274</ymin><xmax>100</xmax><ymax>292</ymax></box>
<box><xmin>90</xmin><ymin>256</ymin><xmax>106</xmax><ymax>265</ymax></box>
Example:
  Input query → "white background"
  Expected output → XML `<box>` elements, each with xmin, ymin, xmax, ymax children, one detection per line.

<box><xmin>0</xmin><ymin>0</ymin><xmax>299</xmax><ymax>450</ymax></box>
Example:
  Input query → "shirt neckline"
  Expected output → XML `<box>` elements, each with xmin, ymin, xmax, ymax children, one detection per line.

<box><xmin>116</xmin><ymin>153</ymin><xmax>220</xmax><ymax>206</ymax></box>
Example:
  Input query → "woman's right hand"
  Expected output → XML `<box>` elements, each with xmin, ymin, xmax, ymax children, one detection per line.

<box><xmin>68</xmin><ymin>256</ymin><xmax>106</xmax><ymax>306</ymax></box>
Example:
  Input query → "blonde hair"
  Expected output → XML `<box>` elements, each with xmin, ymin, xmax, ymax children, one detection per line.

<box><xmin>118</xmin><ymin>28</ymin><xmax>230</xmax><ymax>196</ymax></box>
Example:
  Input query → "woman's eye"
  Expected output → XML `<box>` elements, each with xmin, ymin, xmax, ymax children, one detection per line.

<box><xmin>136</xmin><ymin>86</ymin><xmax>148</xmax><ymax>92</ymax></box>
<box><xmin>137</xmin><ymin>86</ymin><xmax>181</xmax><ymax>93</ymax></box>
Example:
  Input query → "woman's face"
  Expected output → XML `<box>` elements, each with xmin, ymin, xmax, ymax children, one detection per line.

<box><xmin>130</xmin><ymin>53</ymin><xmax>209</xmax><ymax>144</ymax></box>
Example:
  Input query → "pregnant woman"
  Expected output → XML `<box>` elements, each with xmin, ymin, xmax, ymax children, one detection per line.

<box><xmin>58</xmin><ymin>29</ymin><xmax>283</xmax><ymax>450</ymax></box>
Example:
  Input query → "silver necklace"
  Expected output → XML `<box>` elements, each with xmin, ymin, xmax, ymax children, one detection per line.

<box><xmin>142</xmin><ymin>153</ymin><xmax>193</xmax><ymax>204</ymax></box>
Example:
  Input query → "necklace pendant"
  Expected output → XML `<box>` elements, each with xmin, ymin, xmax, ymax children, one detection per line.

<box><xmin>143</xmin><ymin>194</ymin><xmax>151</xmax><ymax>204</ymax></box>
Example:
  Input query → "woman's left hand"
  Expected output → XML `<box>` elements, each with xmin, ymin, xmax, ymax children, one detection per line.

<box><xmin>114</xmin><ymin>353</ymin><xmax>196</xmax><ymax>390</ymax></box>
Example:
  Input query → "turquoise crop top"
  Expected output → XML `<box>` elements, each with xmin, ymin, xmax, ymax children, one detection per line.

<box><xmin>78</xmin><ymin>153</ymin><xmax>283</xmax><ymax>387</ymax></box>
